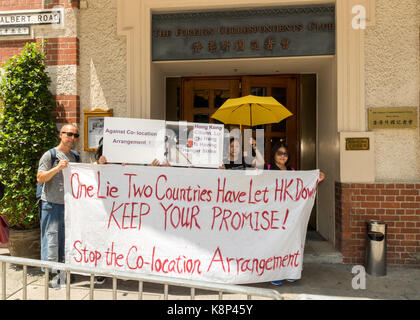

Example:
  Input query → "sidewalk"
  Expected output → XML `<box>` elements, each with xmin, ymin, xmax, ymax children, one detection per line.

<box><xmin>1</xmin><ymin>243</ymin><xmax>419</xmax><ymax>301</ymax></box>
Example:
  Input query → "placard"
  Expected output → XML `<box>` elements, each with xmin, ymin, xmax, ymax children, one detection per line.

<box><xmin>64</xmin><ymin>164</ymin><xmax>319</xmax><ymax>284</ymax></box>
<box><xmin>165</xmin><ymin>121</ymin><xmax>225</xmax><ymax>168</ymax></box>
<box><xmin>103</xmin><ymin>117</ymin><xmax>166</xmax><ymax>164</ymax></box>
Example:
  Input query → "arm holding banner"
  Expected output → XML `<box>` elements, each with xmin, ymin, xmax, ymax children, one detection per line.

<box><xmin>250</xmin><ymin>137</ymin><xmax>265</xmax><ymax>168</ymax></box>
<box><xmin>37</xmin><ymin>157</ymin><xmax>69</xmax><ymax>183</ymax></box>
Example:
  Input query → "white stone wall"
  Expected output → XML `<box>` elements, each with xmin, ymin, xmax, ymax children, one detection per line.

<box><xmin>78</xmin><ymin>0</ymin><xmax>127</xmax><ymax>161</ymax></box>
<box><xmin>33</xmin><ymin>8</ymin><xmax>78</xmax><ymax>39</ymax></box>
<box><xmin>47</xmin><ymin>65</ymin><xmax>78</xmax><ymax>96</ymax></box>
<box><xmin>365</xmin><ymin>0</ymin><xmax>420</xmax><ymax>181</ymax></box>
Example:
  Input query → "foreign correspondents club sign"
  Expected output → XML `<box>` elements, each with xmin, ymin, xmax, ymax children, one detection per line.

<box><xmin>152</xmin><ymin>5</ymin><xmax>335</xmax><ymax>61</ymax></box>
<box><xmin>64</xmin><ymin>164</ymin><xmax>319</xmax><ymax>284</ymax></box>
<box><xmin>0</xmin><ymin>8</ymin><xmax>64</xmax><ymax>37</ymax></box>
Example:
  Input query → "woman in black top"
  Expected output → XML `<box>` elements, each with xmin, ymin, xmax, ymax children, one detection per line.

<box><xmin>267</xmin><ymin>142</ymin><xmax>293</xmax><ymax>171</ymax></box>
<box><xmin>268</xmin><ymin>142</ymin><xmax>325</xmax><ymax>181</ymax></box>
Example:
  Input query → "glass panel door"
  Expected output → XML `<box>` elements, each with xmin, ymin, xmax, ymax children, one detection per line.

<box><xmin>181</xmin><ymin>78</ymin><xmax>240</xmax><ymax>124</ymax></box>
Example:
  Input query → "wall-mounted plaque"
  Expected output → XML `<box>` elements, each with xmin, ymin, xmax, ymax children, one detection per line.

<box><xmin>345</xmin><ymin>138</ymin><xmax>370</xmax><ymax>151</ymax></box>
<box><xmin>368</xmin><ymin>107</ymin><xmax>418</xmax><ymax>130</ymax></box>
<box><xmin>83</xmin><ymin>108</ymin><xmax>113</xmax><ymax>152</ymax></box>
<box><xmin>152</xmin><ymin>5</ymin><xmax>335</xmax><ymax>61</ymax></box>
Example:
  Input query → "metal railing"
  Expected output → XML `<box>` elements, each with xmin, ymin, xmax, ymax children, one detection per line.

<box><xmin>0</xmin><ymin>255</ymin><xmax>282</xmax><ymax>300</ymax></box>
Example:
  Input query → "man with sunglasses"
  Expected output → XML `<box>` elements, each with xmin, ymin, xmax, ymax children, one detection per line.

<box><xmin>37</xmin><ymin>124</ymin><xmax>81</xmax><ymax>287</ymax></box>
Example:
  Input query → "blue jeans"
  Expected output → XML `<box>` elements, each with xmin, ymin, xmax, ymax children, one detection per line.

<box><xmin>40</xmin><ymin>201</ymin><xmax>65</xmax><ymax>264</ymax></box>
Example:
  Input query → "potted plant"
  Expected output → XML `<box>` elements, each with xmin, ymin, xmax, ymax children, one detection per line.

<box><xmin>0</xmin><ymin>41</ymin><xmax>58</xmax><ymax>259</ymax></box>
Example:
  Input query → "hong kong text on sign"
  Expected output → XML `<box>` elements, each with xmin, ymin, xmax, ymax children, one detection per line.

<box><xmin>64</xmin><ymin>164</ymin><xmax>319</xmax><ymax>284</ymax></box>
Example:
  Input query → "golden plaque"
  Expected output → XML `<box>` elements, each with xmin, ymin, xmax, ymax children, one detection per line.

<box><xmin>345</xmin><ymin>138</ymin><xmax>370</xmax><ymax>151</ymax></box>
<box><xmin>368</xmin><ymin>107</ymin><xmax>418</xmax><ymax>130</ymax></box>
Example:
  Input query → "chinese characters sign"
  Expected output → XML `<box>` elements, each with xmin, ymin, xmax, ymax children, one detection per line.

<box><xmin>152</xmin><ymin>5</ymin><xmax>335</xmax><ymax>61</ymax></box>
<box><xmin>368</xmin><ymin>107</ymin><xmax>418</xmax><ymax>130</ymax></box>
<box><xmin>0</xmin><ymin>26</ymin><xmax>30</xmax><ymax>36</ymax></box>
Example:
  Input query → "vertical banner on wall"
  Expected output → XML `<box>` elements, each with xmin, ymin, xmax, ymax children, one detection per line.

<box><xmin>64</xmin><ymin>164</ymin><xmax>319</xmax><ymax>284</ymax></box>
<box><xmin>102</xmin><ymin>117</ymin><xmax>166</xmax><ymax>164</ymax></box>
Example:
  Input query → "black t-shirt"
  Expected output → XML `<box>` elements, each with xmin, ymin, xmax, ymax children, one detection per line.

<box><xmin>266</xmin><ymin>163</ymin><xmax>293</xmax><ymax>171</ymax></box>
<box><xmin>224</xmin><ymin>157</ymin><xmax>252</xmax><ymax>170</ymax></box>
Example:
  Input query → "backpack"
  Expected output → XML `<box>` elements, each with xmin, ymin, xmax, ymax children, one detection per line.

<box><xmin>36</xmin><ymin>148</ymin><xmax>80</xmax><ymax>200</ymax></box>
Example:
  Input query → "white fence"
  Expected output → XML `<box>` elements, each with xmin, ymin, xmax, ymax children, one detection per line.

<box><xmin>0</xmin><ymin>255</ymin><xmax>282</xmax><ymax>300</ymax></box>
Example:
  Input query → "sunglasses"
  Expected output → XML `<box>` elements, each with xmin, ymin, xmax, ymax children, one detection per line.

<box><xmin>61</xmin><ymin>131</ymin><xmax>80</xmax><ymax>138</ymax></box>
<box><xmin>276</xmin><ymin>151</ymin><xmax>288</xmax><ymax>157</ymax></box>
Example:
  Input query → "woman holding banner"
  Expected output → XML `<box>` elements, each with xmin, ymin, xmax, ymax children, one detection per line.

<box><xmin>267</xmin><ymin>142</ymin><xmax>325</xmax><ymax>286</ymax></box>
<box><xmin>267</xmin><ymin>142</ymin><xmax>325</xmax><ymax>180</ymax></box>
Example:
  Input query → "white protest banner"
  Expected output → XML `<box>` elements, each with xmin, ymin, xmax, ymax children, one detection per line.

<box><xmin>165</xmin><ymin>122</ymin><xmax>224</xmax><ymax>168</ymax></box>
<box><xmin>64</xmin><ymin>164</ymin><xmax>319</xmax><ymax>284</ymax></box>
<box><xmin>103</xmin><ymin>117</ymin><xmax>166</xmax><ymax>164</ymax></box>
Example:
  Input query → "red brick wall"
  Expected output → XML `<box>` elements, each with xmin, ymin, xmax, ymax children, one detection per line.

<box><xmin>0</xmin><ymin>0</ymin><xmax>79</xmax><ymax>10</ymax></box>
<box><xmin>53</xmin><ymin>95</ymin><xmax>80</xmax><ymax>124</ymax></box>
<box><xmin>335</xmin><ymin>182</ymin><xmax>420</xmax><ymax>265</ymax></box>
<box><xmin>0</xmin><ymin>0</ymin><xmax>43</xmax><ymax>10</ymax></box>
<box><xmin>45</xmin><ymin>0</ymin><xmax>80</xmax><ymax>9</ymax></box>
<box><xmin>0</xmin><ymin>39</ymin><xmax>34</xmax><ymax>63</ymax></box>
<box><xmin>0</xmin><ymin>38</ymin><xmax>79</xmax><ymax>66</ymax></box>
<box><xmin>44</xmin><ymin>38</ymin><xmax>79</xmax><ymax>65</ymax></box>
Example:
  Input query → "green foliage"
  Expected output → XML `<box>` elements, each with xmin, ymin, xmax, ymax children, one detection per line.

<box><xmin>0</xmin><ymin>41</ymin><xmax>58</xmax><ymax>230</ymax></box>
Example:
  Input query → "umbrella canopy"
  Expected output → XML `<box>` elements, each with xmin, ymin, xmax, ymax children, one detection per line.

<box><xmin>211</xmin><ymin>95</ymin><xmax>293</xmax><ymax>127</ymax></box>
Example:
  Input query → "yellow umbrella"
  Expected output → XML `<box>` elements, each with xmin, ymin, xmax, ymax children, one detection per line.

<box><xmin>211</xmin><ymin>95</ymin><xmax>293</xmax><ymax>127</ymax></box>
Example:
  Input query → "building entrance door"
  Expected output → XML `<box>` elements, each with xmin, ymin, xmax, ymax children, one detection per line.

<box><xmin>181</xmin><ymin>75</ymin><xmax>300</xmax><ymax>169</ymax></box>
